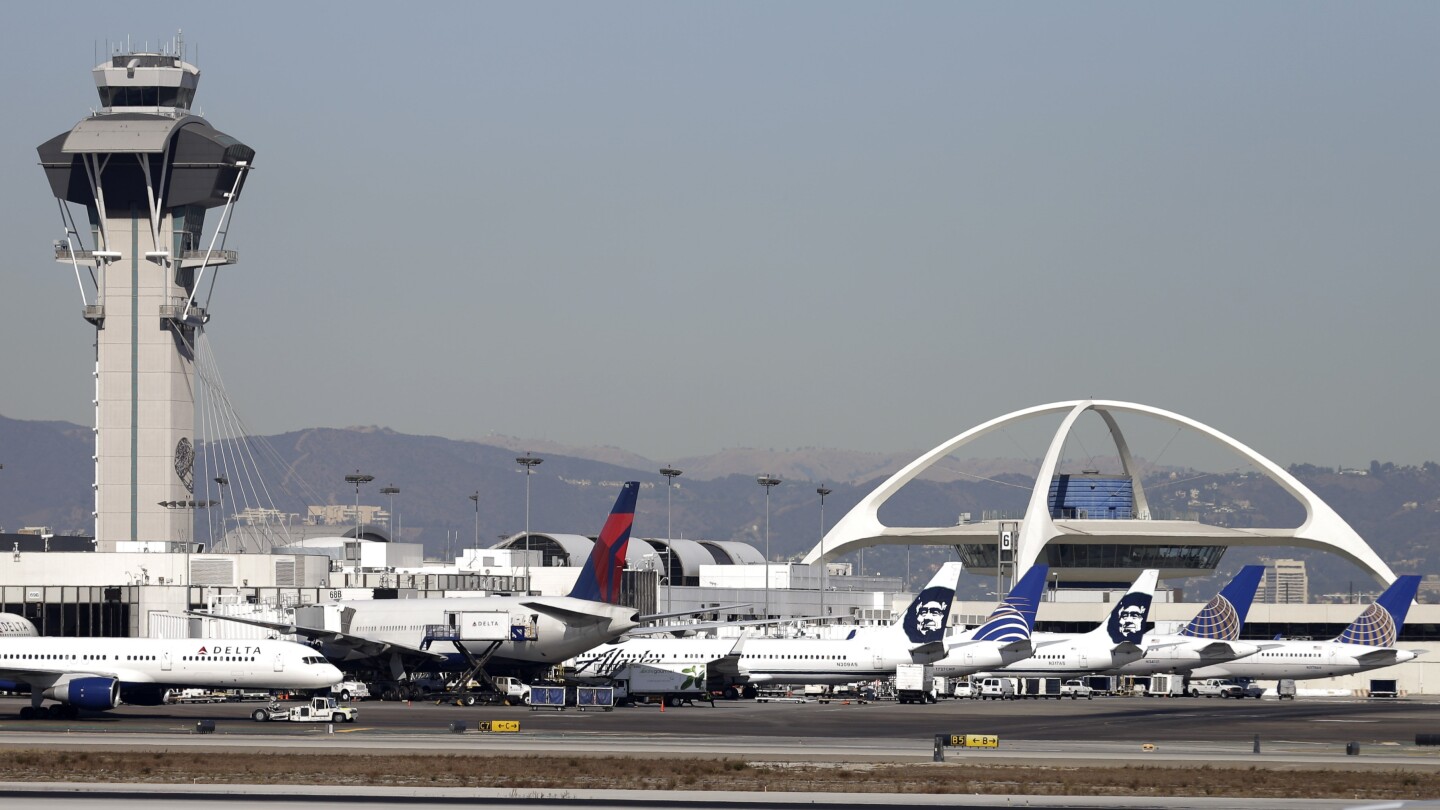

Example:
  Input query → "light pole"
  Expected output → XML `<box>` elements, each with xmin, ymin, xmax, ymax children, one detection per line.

<box><xmin>343</xmin><ymin>472</ymin><xmax>373</xmax><ymax>543</ymax></box>
<box><xmin>517</xmin><ymin>453</ymin><xmax>543</xmax><ymax>592</ymax></box>
<box><xmin>817</xmin><ymin>486</ymin><xmax>832</xmax><ymax>617</ymax></box>
<box><xmin>468</xmin><ymin>492</ymin><xmax>480</xmax><ymax>555</ymax></box>
<box><xmin>380</xmin><ymin>486</ymin><xmax>399</xmax><ymax>539</ymax></box>
<box><xmin>660</xmin><ymin>467</ymin><xmax>682</xmax><ymax>612</ymax></box>
<box><xmin>757</xmin><ymin>474</ymin><xmax>782</xmax><ymax>619</ymax></box>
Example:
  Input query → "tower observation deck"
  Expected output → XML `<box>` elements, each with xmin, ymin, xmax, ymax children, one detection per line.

<box><xmin>36</xmin><ymin>35</ymin><xmax>254</xmax><ymax>547</ymax></box>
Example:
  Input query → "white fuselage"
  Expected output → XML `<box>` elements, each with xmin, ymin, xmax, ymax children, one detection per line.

<box><xmin>1105</xmin><ymin>635</ymin><xmax>1263</xmax><ymax>676</ymax></box>
<box><xmin>1189</xmin><ymin>641</ymin><xmax>1420</xmax><ymax>681</ymax></box>
<box><xmin>569</xmin><ymin>629</ymin><xmax>917</xmax><ymax>686</ymax></box>
<box><xmin>0</xmin><ymin>637</ymin><xmax>342</xmax><ymax>690</ymax></box>
<box><xmin>337</xmin><ymin>596</ymin><xmax>640</xmax><ymax>669</ymax></box>
<box><xmin>987</xmin><ymin>631</ymin><xmax>1144</xmax><ymax>678</ymax></box>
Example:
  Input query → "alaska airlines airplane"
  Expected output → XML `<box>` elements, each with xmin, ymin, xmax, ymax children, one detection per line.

<box><xmin>1189</xmin><ymin>574</ymin><xmax>1424</xmax><ymax>682</ymax></box>
<box><xmin>982</xmin><ymin>569</ymin><xmax>1160</xmax><ymax>678</ymax></box>
<box><xmin>1105</xmin><ymin>565</ymin><xmax>1266</xmax><ymax>676</ymax></box>
<box><xmin>0</xmin><ymin>637</ymin><xmax>342</xmax><ymax>719</ymax></box>
<box><xmin>201</xmin><ymin>483</ymin><xmax>646</xmax><ymax>681</ymax></box>
<box><xmin>565</xmin><ymin>562</ymin><xmax>964</xmax><ymax>699</ymax></box>
<box><xmin>930</xmin><ymin>564</ymin><xmax>1049</xmax><ymax>678</ymax></box>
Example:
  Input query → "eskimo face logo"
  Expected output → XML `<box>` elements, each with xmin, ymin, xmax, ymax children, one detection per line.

<box><xmin>903</xmin><ymin>586</ymin><xmax>954</xmax><ymax>644</ymax></box>
<box><xmin>1107</xmin><ymin>593</ymin><xmax>1152</xmax><ymax>644</ymax></box>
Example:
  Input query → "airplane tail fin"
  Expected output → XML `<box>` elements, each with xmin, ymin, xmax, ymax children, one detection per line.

<box><xmin>566</xmin><ymin>482</ymin><xmax>640</xmax><ymax>604</ymax></box>
<box><xmin>1335</xmin><ymin>575</ymin><xmax>1421</xmax><ymax>647</ymax></box>
<box><xmin>1179</xmin><ymin>565</ymin><xmax>1265</xmax><ymax>641</ymax></box>
<box><xmin>970</xmin><ymin>564</ymin><xmax>1049</xmax><ymax>643</ymax></box>
<box><xmin>1087</xmin><ymin>569</ymin><xmax>1158</xmax><ymax>644</ymax></box>
<box><xmin>890</xmin><ymin>561</ymin><xmax>963</xmax><ymax>645</ymax></box>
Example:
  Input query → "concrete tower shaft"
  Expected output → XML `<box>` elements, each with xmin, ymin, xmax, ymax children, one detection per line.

<box><xmin>36</xmin><ymin>44</ymin><xmax>254</xmax><ymax>547</ymax></box>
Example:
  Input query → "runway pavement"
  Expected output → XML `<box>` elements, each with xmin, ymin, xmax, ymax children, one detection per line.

<box><xmin>0</xmin><ymin>694</ymin><xmax>1436</xmax><ymax>770</ymax></box>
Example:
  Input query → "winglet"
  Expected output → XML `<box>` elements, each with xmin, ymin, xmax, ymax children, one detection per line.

<box><xmin>971</xmin><ymin>564</ymin><xmax>1049</xmax><ymax>643</ymax></box>
<box><xmin>567</xmin><ymin>482</ymin><xmax>640</xmax><ymax>603</ymax></box>
<box><xmin>1336</xmin><ymin>575</ymin><xmax>1421</xmax><ymax>647</ymax></box>
<box><xmin>1180</xmin><ymin>565</ymin><xmax>1264</xmax><ymax>641</ymax></box>
<box><xmin>895</xmin><ymin>561</ymin><xmax>962</xmax><ymax>645</ymax></box>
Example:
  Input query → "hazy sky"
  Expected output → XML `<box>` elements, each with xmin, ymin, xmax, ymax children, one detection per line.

<box><xmin>2</xmin><ymin>3</ymin><xmax>1437</xmax><ymax>468</ymax></box>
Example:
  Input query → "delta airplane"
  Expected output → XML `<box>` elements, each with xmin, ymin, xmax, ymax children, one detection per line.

<box><xmin>0</xmin><ymin>614</ymin><xmax>38</xmax><ymax>636</ymax></box>
<box><xmin>0</xmin><ymin>636</ymin><xmax>342</xmax><ymax>719</ymax></box>
<box><xmin>1190</xmin><ymin>574</ymin><xmax>1425</xmax><ymax>682</ymax></box>
<box><xmin>930</xmin><ymin>564</ymin><xmax>1049</xmax><ymax>678</ymax></box>
<box><xmin>982</xmin><ymin>569</ymin><xmax>1161</xmax><ymax>678</ymax></box>
<box><xmin>1106</xmin><ymin>565</ymin><xmax>1266</xmax><ymax>677</ymax></box>
<box><xmin>201</xmin><ymin>483</ymin><xmax>648</xmax><ymax>681</ymax></box>
<box><xmin>565</xmin><ymin>562</ymin><xmax>964</xmax><ymax>699</ymax></box>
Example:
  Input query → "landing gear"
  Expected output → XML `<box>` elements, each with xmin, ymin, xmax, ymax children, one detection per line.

<box><xmin>723</xmin><ymin>686</ymin><xmax>740</xmax><ymax>701</ymax></box>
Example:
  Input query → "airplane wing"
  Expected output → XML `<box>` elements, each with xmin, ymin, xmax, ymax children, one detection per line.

<box><xmin>519</xmin><ymin>601</ymin><xmax>619</xmax><ymax>626</ymax></box>
<box><xmin>1353</xmin><ymin>648</ymin><xmax>1412</xmax><ymax>666</ymax></box>
<box><xmin>189</xmin><ymin>611</ymin><xmax>447</xmax><ymax>665</ymax></box>
<box><xmin>909</xmin><ymin>640</ymin><xmax>946</xmax><ymax>663</ymax></box>
<box><xmin>0</xmin><ymin>665</ymin><xmax>122</xmax><ymax>688</ymax></box>
<box><xmin>1112</xmin><ymin>641</ymin><xmax>1143</xmax><ymax>655</ymax></box>
<box><xmin>639</xmin><ymin>604</ymin><xmax>750</xmax><ymax>622</ymax></box>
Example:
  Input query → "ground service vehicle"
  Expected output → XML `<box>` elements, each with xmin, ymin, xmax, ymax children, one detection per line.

<box><xmin>1148</xmin><ymin>673</ymin><xmax>1186</xmax><ymax>697</ymax></box>
<box><xmin>1020</xmin><ymin>677</ymin><xmax>1062</xmax><ymax>699</ymax></box>
<box><xmin>611</xmin><ymin>662</ymin><xmax>709</xmax><ymax>707</ymax></box>
<box><xmin>895</xmin><ymin>664</ymin><xmax>936</xmax><ymax>704</ymax></box>
<box><xmin>1060</xmin><ymin>679</ymin><xmax>1093</xmax><ymax>699</ymax></box>
<box><xmin>251</xmin><ymin>696</ymin><xmax>358</xmax><ymax>723</ymax></box>
<box><xmin>979</xmin><ymin>677</ymin><xmax>1017</xmax><ymax>700</ymax></box>
<box><xmin>333</xmin><ymin>680</ymin><xmax>370</xmax><ymax>701</ymax></box>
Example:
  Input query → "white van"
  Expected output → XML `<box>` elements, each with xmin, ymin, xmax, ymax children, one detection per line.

<box><xmin>978</xmin><ymin>677</ymin><xmax>1017</xmax><ymax>700</ymax></box>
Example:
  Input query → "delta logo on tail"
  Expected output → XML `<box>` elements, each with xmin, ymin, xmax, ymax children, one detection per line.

<box><xmin>1180</xmin><ymin>565</ymin><xmax>1265</xmax><ymax>641</ymax></box>
<box><xmin>567</xmin><ymin>482</ymin><xmax>640</xmax><ymax>604</ymax></box>
<box><xmin>972</xmin><ymin>565</ymin><xmax>1049</xmax><ymax>643</ymax></box>
<box><xmin>1336</xmin><ymin>575</ymin><xmax>1421</xmax><ymax>647</ymax></box>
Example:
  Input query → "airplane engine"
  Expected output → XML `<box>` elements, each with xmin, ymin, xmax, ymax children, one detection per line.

<box><xmin>118</xmin><ymin>683</ymin><xmax>170</xmax><ymax>706</ymax></box>
<box><xmin>43</xmin><ymin>676</ymin><xmax>119</xmax><ymax>710</ymax></box>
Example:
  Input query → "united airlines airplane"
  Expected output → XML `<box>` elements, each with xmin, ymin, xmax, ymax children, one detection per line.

<box><xmin>931</xmin><ymin>564</ymin><xmax>1049</xmax><ymax>678</ymax></box>
<box><xmin>0</xmin><ymin>636</ymin><xmax>342</xmax><ymax>719</ymax></box>
<box><xmin>566</xmin><ymin>562</ymin><xmax>965</xmax><ymax>698</ymax></box>
<box><xmin>1189</xmin><ymin>574</ymin><xmax>1424</xmax><ymax>682</ymax></box>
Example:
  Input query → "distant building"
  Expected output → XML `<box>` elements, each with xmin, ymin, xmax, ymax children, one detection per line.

<box><xmin>1260</xmin><ymin>559</ymin><xmax>1309</xmax><ymax>604</ymax></box>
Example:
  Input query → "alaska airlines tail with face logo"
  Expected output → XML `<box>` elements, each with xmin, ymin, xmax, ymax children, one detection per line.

<box><xmin>891</xmin><ymin>561</ymin><xmax>964</xmax><ymax>647</ymax></box>
<box><xmin>1087</xmin><ymin>569</ymin><xmax>1159</xmax><ymax>647</ymax></box>
<box><xmin>567</xmin><ymin>481</ymin><xmax>640</xmax><ymax>604</ymax></box>
<box><xmin>1335</xmin><ymin>575</ymin><xmax>1421</xmax><ymax>647</ymax></box>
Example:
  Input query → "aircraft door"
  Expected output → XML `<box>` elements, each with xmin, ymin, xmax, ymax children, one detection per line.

<box><xmin>274</xmin><ymin>653</ymin><xmax>285</xmax><ymax>672</ymax></box>
<box><xmin>162</xmin><ymin>651</ymin><xmax>172</xmax><ymax>671</ymax></box>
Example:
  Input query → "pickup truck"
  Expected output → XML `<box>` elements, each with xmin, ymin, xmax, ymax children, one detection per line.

<box><xmin>1060</xmin><ymin>679</ymin><xmax>1094</xmax><ymax>699</ymax></box>
<box><xmin>251</xmin><ymin>696</ymin><xmax>358</xmax><ymax>723</ymax></box>
<box><xmin>1189</xmin><ymin>679</ymin><xmax>1262</xmax><ymax>699</ymax></box>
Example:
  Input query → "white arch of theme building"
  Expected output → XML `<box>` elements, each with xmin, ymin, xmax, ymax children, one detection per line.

<box><xmin>800</xmin><ymin>400</ymin><xmax>1396</xmax><ymax>586</ymax></box>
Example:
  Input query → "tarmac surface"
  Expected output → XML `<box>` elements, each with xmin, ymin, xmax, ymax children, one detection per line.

<box><xmin>0</xmin><ymin>693</ymin><xmax>1436</xmax><ymax>768</ymax></box>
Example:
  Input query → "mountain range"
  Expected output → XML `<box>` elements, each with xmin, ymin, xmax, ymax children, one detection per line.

<box><xmin>1</xmin><ymin>413</ymin><xmax>1435</xmax><ymax>599</ymax></box>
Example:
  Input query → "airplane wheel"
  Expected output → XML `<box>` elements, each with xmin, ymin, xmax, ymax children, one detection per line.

<box><xmin>47</xmin><ymin>705</ymin><xmax>67</xmax><ymax>719</ymax></box>
<box><xmin>19</xmin><ymin>706</ymin><xmax>34</xmax><ymax>720</ymax></box>
<box><xmin>64</xmin><ymin>705</ymin><xmax>80</xmax><ymax>720</ymax></box>
<box><xmin>723</xmin><ymin>687</ymin><xmax>739</xmax><ymax>700</ymax></box>
<box><xmin>741</xmin><ymin>685</ymin><xmax>758</xmax><ymax>700</ymax></box>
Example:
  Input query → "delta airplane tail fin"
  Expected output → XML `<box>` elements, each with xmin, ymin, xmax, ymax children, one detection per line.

<box><xmin>970</xmin><ymin>564</ymin><xmax>1049</xmax><ymax>643</ymax></box>
<box><xmin>1335</xmin><ymin>575</ymin><xmax>1421</xmax><ymax>647</ymax></box>
<box><xmin>1179</xmin><ymin>565</ymin><xmax>1265</xmax><ymax>641</ymax></box>
<box><xmin>1088</xmin><ymin>569</ymin><xmax>1158</xmax><ymax>646</ymax></box>
<box><xmin>890</xmin><ymin>561</ymin><xmax>963</xmax><ymax>646</ymax></box>
<box><xmin>567</xmin><ymin>481</ymin><xmax>640</xmax><ymax>604</ymax></box>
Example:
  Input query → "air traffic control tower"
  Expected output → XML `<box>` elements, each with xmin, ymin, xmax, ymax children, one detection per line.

<box><xmin>37</xmin><ymin>39</ymin><xmax>254</xmax><ymax>548</ymax></box>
